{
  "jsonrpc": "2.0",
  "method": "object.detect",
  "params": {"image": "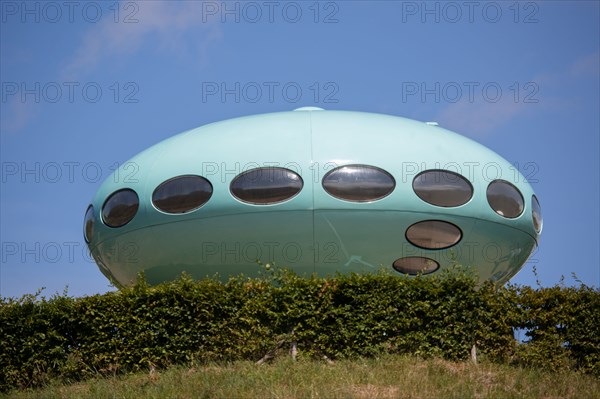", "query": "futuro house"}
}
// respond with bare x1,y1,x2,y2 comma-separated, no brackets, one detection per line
84,108,542,286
